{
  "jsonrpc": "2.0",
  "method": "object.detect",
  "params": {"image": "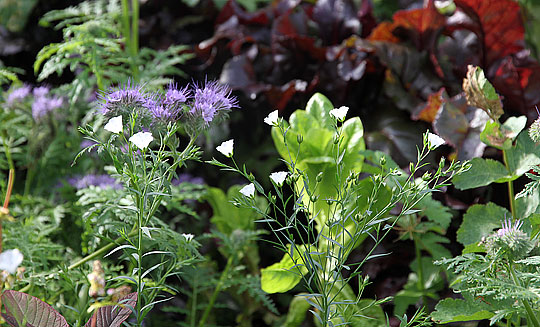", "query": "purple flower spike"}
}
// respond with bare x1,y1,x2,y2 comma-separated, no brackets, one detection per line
165,82,190,106
191,80,238,124
7,85,31,105
32,86,50,98
497,218,523,238
99,80,147,116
